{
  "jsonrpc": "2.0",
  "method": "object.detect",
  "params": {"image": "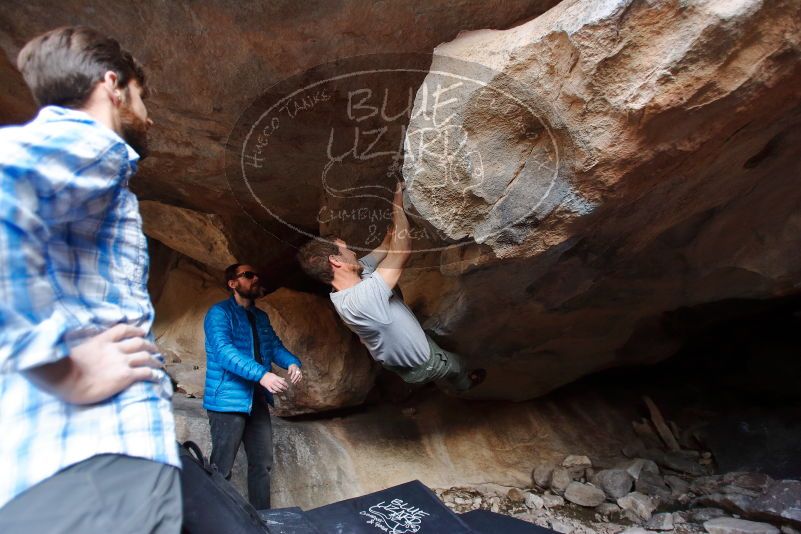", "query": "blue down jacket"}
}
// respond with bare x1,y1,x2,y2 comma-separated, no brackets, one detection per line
203,296,301,413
